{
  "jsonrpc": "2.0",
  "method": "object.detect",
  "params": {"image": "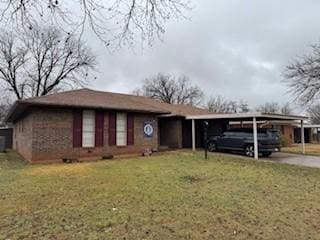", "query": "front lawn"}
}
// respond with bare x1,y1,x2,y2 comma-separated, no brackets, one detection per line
282,143,320,156
1,151,320,239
